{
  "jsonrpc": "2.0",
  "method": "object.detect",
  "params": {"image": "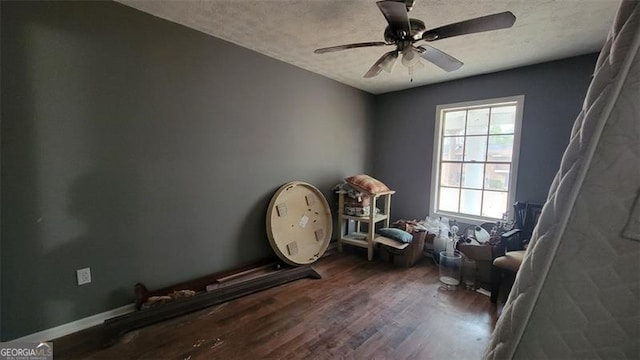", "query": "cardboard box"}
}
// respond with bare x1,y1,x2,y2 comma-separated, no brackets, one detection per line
378,231,434,267
458,243,493,285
